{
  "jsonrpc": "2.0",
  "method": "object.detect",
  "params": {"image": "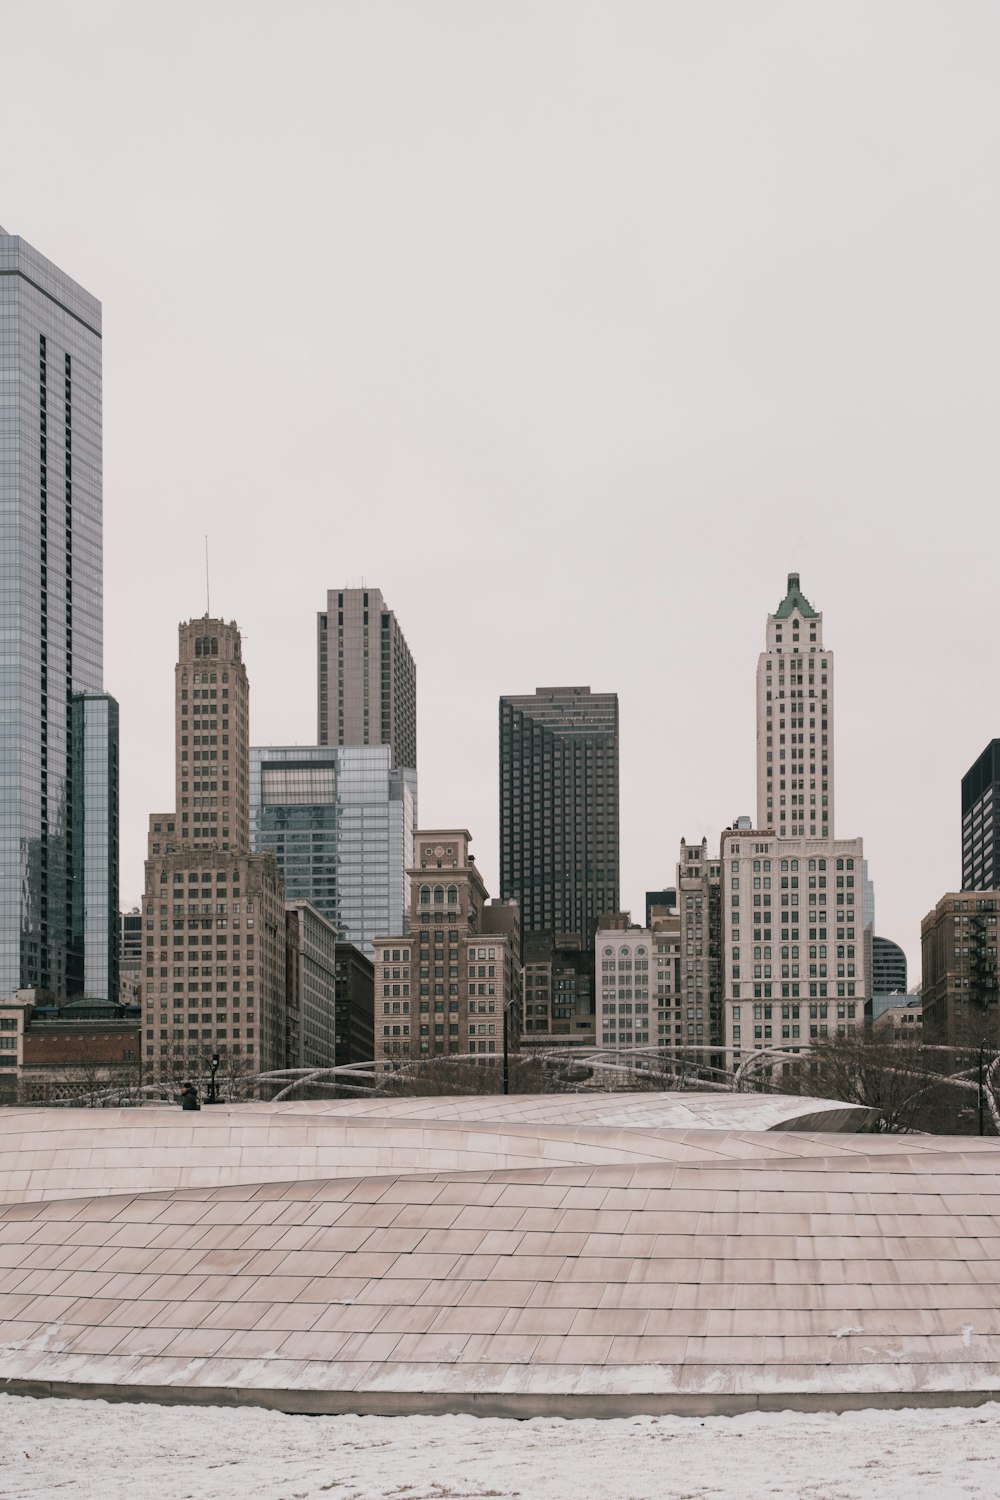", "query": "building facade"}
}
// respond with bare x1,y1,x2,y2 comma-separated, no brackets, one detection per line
141,619,286,1084
522,932,594,1044
317,587,416,770
872,935,908,997
284,900,339,1070
73,693,120,1000
962,740,1000,891
920,892,999,1048
334,943,375,1067
756,574,834,838
499,686,619,946
0,226,119,1002
722,828,867,1066
373,830,521,1062
250,745,415,957
675,838,724,1062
